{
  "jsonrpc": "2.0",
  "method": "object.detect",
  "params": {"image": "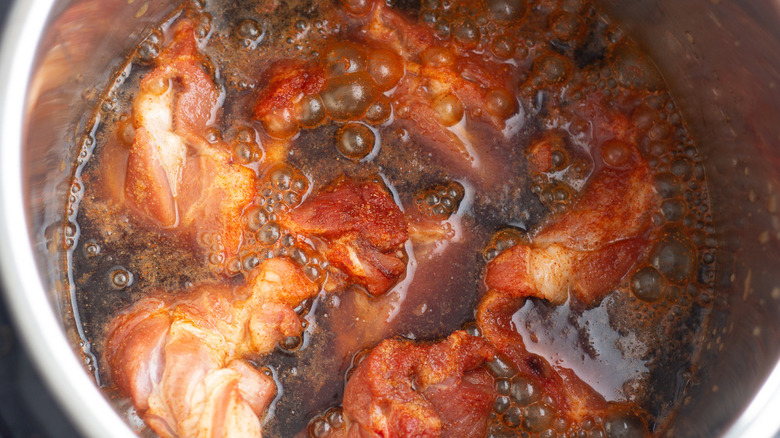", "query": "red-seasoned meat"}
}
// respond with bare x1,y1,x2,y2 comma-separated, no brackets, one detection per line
105,258,318,438
337,331,495,437
281,178,409,295
485,95,659,306
123,19,256,258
